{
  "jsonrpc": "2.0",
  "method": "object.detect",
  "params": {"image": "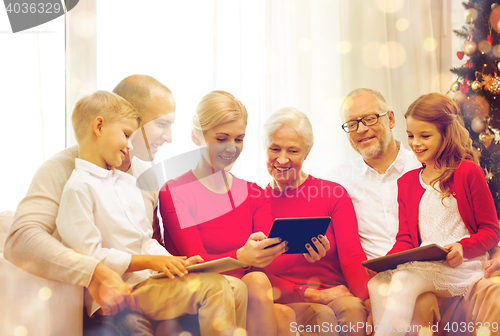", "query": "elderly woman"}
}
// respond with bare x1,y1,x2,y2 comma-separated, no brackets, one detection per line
263,107,372,336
